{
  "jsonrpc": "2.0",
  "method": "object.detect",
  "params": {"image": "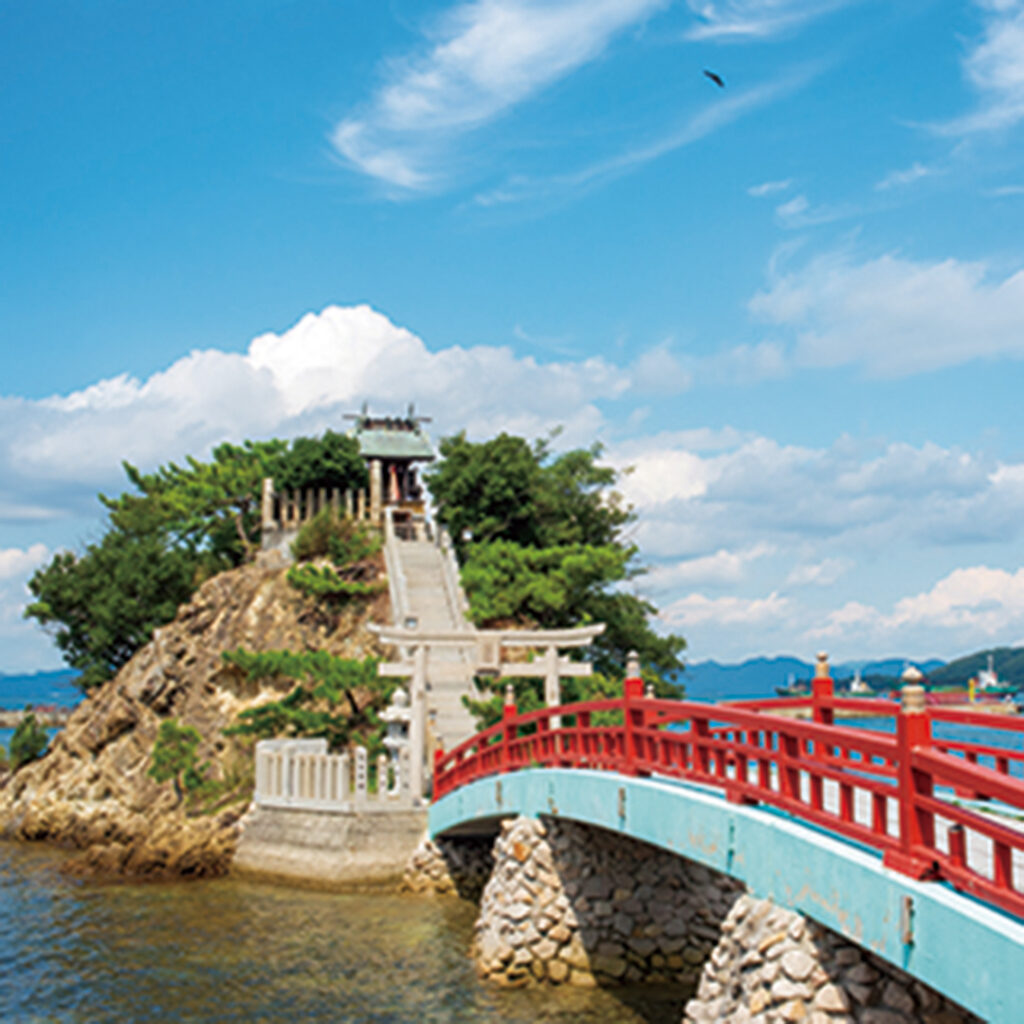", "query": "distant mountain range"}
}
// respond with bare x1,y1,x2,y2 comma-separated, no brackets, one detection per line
677,655,947,700
0,669,81,708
